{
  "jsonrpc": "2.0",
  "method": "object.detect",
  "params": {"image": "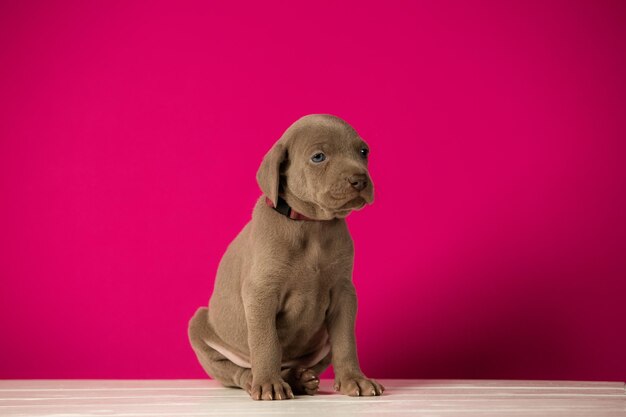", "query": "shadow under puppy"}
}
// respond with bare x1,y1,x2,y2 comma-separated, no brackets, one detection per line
189,114,384,400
